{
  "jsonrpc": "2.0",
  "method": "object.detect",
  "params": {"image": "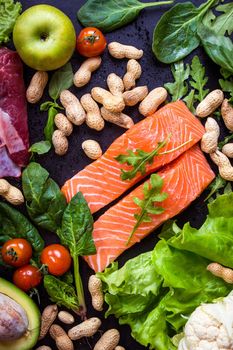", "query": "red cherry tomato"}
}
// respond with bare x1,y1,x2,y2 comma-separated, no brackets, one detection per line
1,238,33,267
13,265,42,292
76,27,107,57
40,244,72,276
